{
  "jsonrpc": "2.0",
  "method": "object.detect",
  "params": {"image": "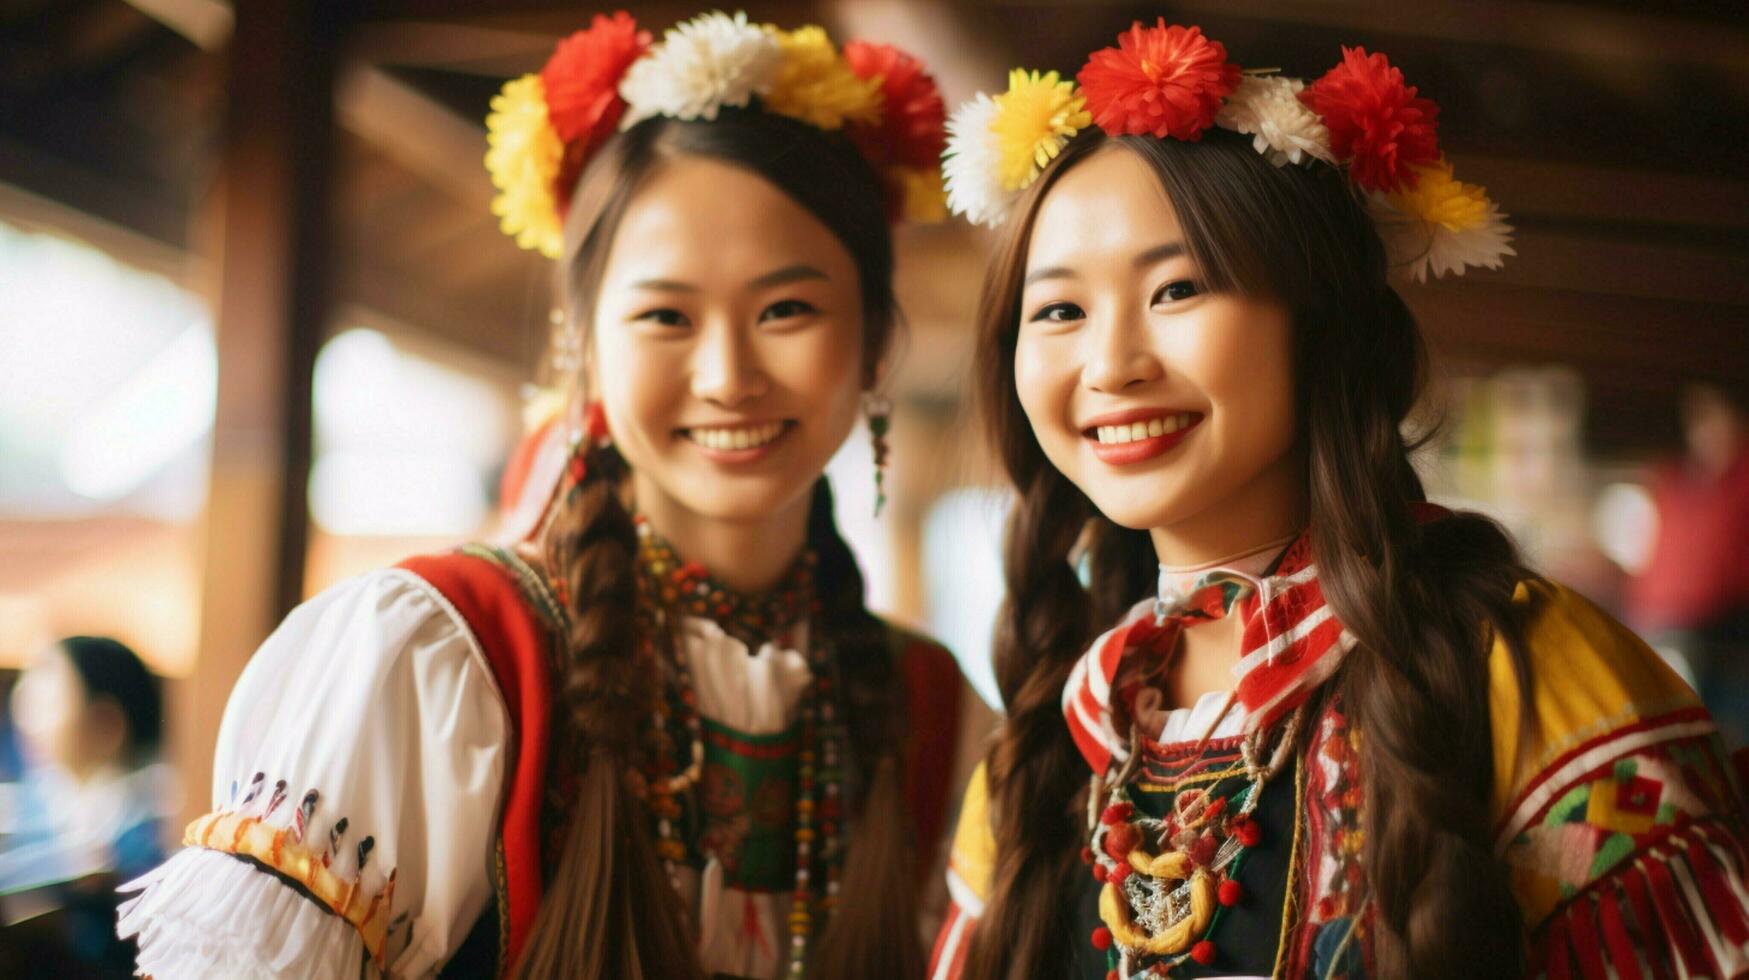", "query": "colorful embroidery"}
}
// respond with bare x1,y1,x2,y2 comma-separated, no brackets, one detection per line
184,773,394,968
1289,704,1370,979
1505,726,1744,923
